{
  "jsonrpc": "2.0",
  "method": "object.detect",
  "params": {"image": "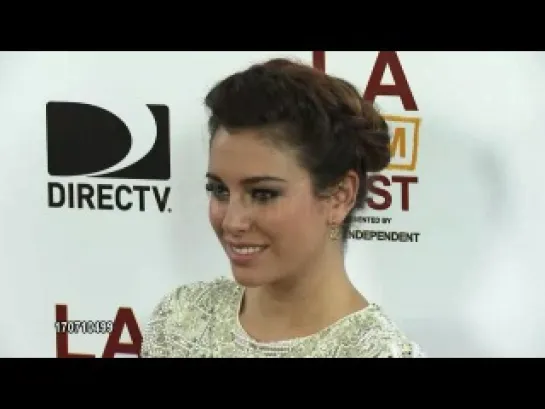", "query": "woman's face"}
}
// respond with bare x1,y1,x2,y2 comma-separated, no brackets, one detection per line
207,127,331,288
